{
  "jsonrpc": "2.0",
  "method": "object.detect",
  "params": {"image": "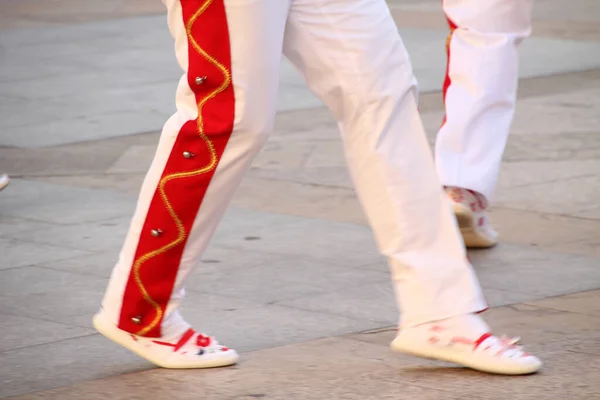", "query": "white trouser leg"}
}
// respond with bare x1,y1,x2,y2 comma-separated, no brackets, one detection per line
436,0,534,199
101,0,290,337
283,0,487,328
